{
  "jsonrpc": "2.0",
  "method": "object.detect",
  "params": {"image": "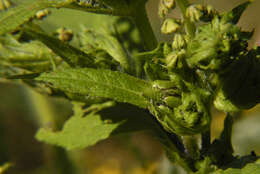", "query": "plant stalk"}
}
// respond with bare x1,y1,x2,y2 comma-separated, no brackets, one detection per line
148,113,196,173
130,4,158,51
220,113,234,153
